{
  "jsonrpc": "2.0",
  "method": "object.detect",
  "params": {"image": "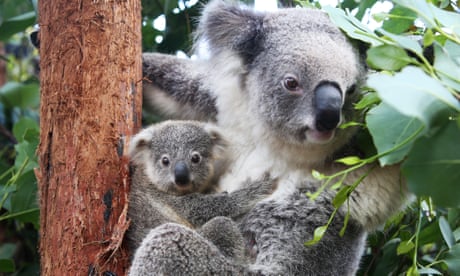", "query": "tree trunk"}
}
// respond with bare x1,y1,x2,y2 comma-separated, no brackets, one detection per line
36,0,142,275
